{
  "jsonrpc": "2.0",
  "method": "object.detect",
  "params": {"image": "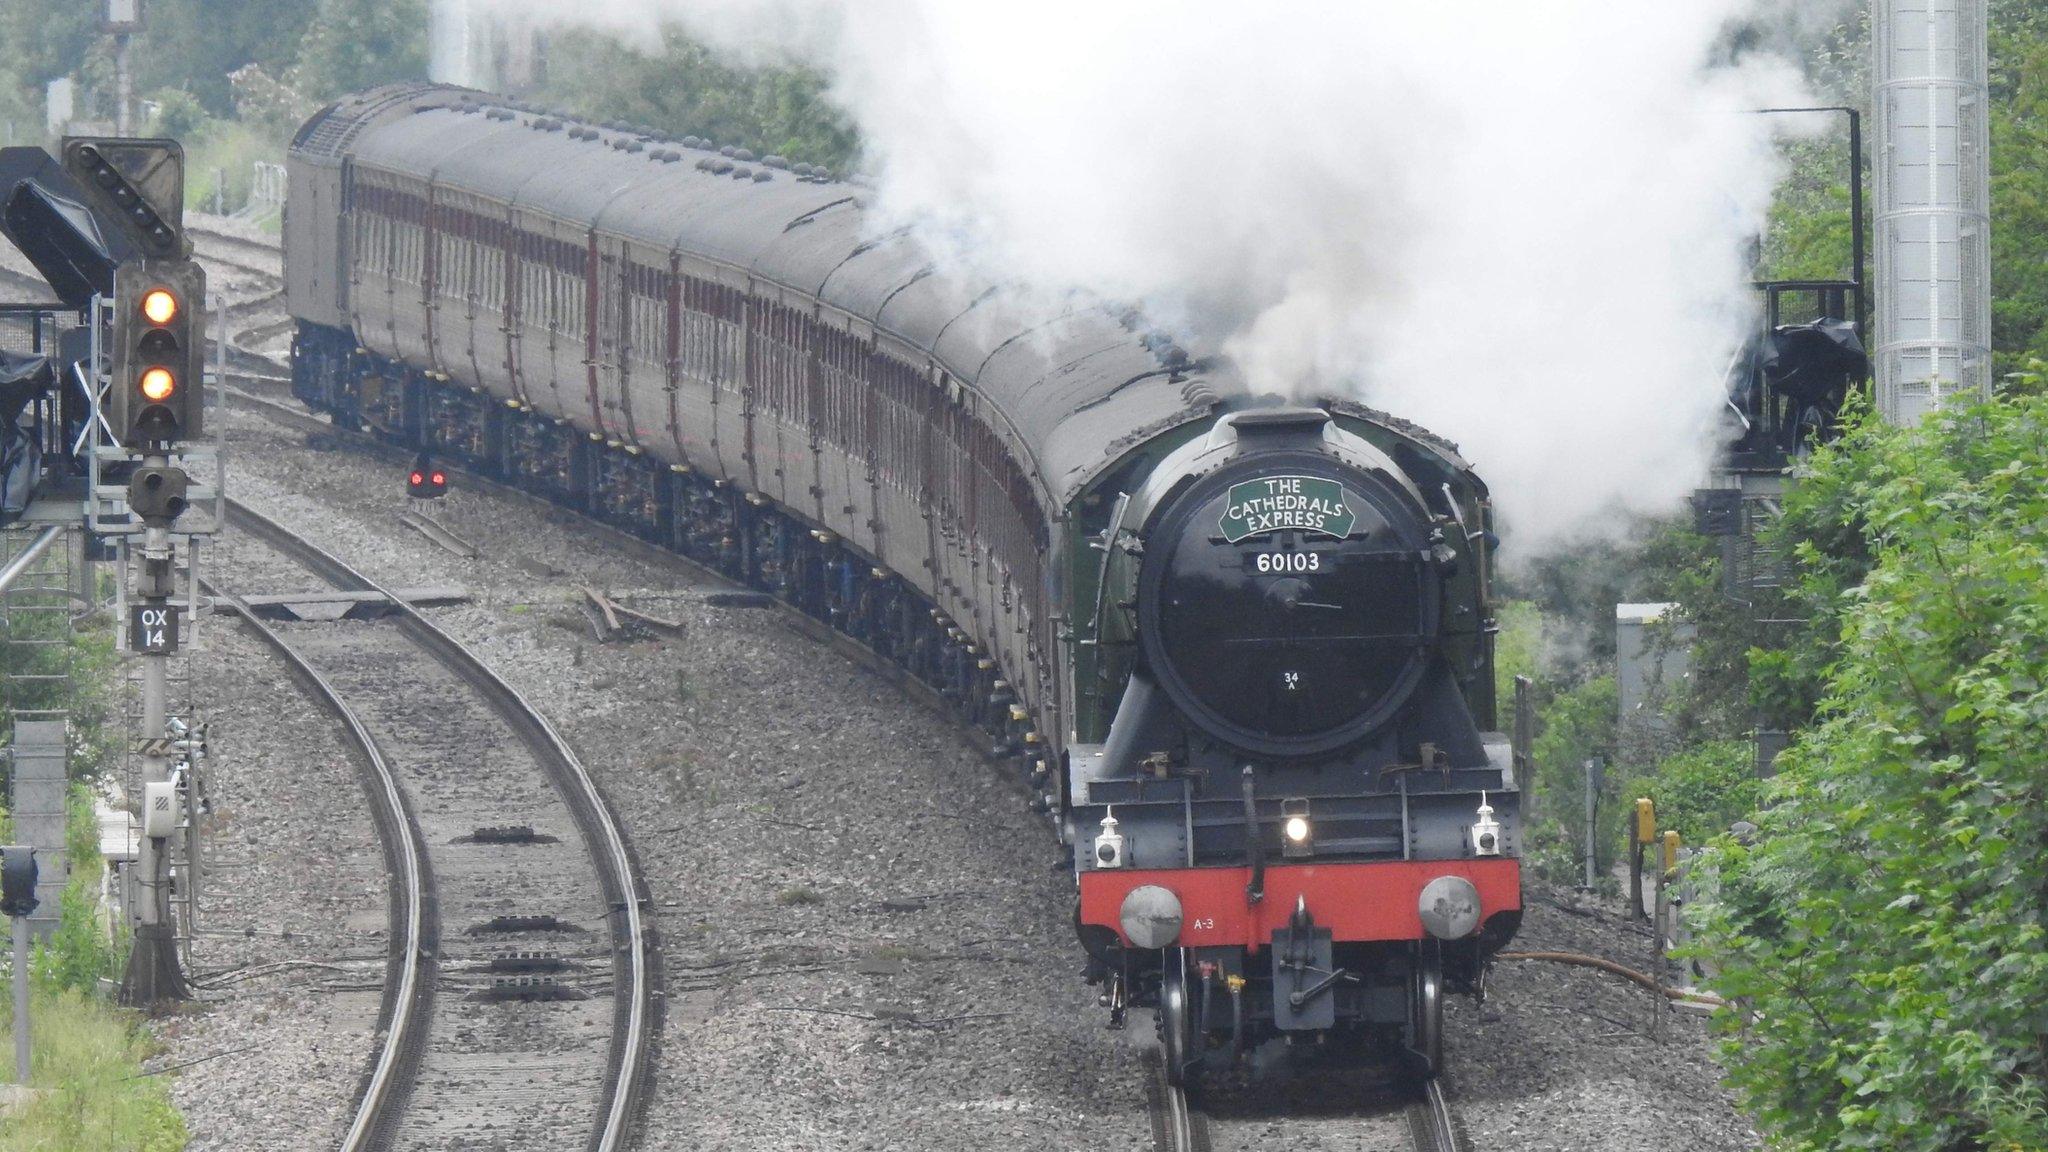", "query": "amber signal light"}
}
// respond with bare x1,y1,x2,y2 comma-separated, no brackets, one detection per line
141,288,179,326
140,367,176,402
